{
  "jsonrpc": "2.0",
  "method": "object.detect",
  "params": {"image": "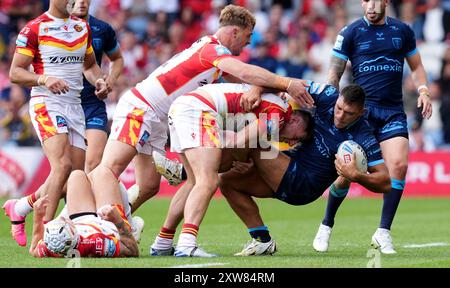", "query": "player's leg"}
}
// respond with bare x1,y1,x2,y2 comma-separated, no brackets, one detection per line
174,147,221,257
313,176,350,252
220,168,277,256
130,153,162,212
372,136,408,254
66,170,96,216
84,102,108,173
41,134,74,222
85,129,107,173
151,153,195,256
372,108,409,254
